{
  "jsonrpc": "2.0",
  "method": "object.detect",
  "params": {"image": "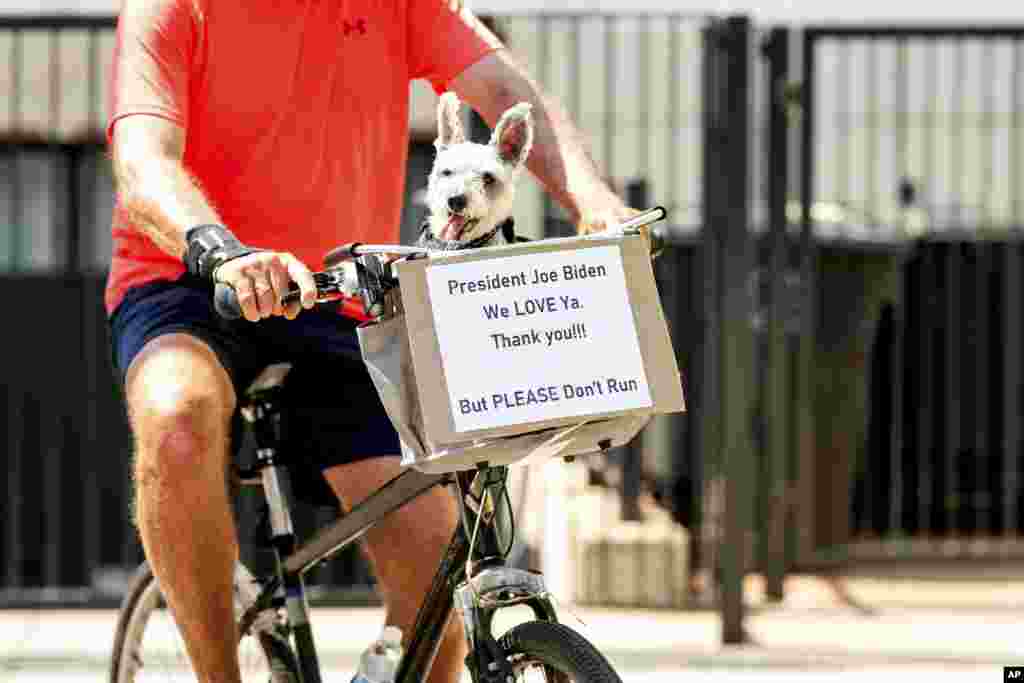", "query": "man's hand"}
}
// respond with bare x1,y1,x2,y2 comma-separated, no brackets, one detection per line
214,252,318,322
577,201,665,258
576,200,643,236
